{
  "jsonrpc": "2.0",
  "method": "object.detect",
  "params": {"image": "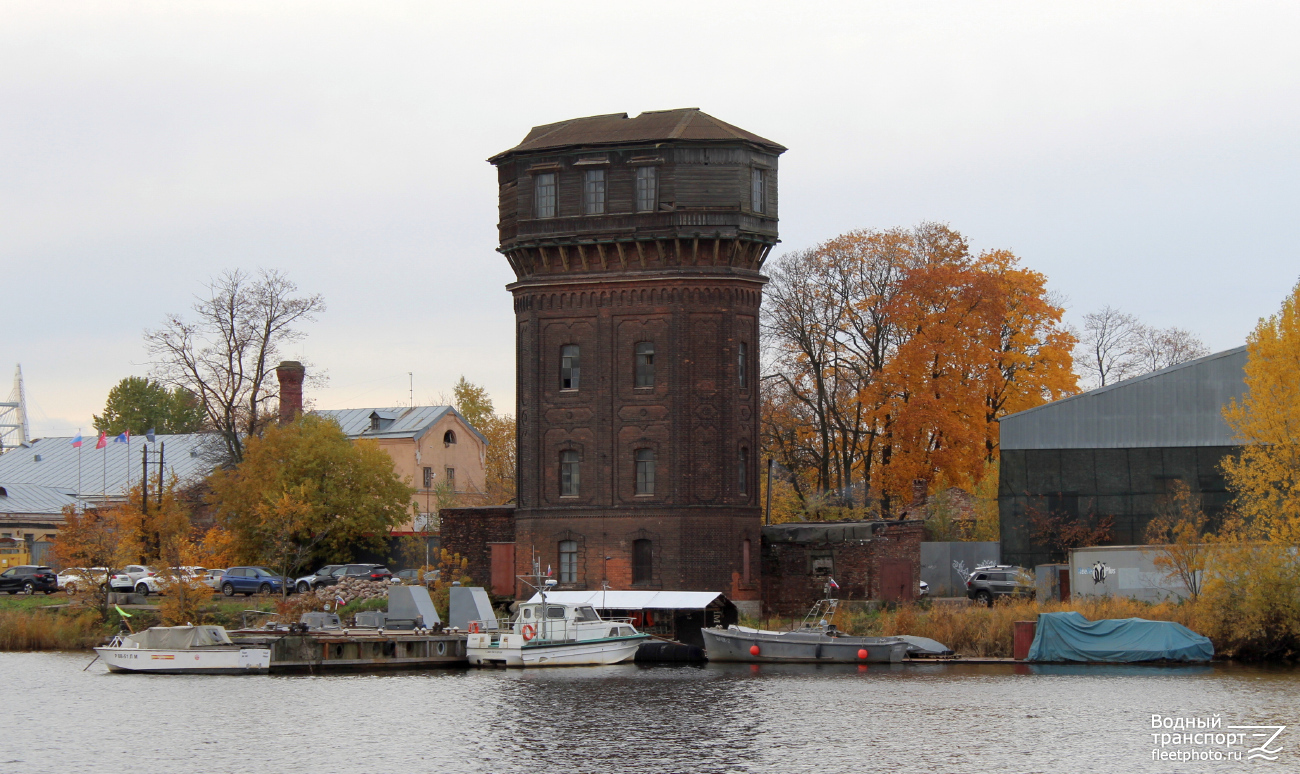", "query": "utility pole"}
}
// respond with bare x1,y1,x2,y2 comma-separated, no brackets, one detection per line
765,458,774,525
